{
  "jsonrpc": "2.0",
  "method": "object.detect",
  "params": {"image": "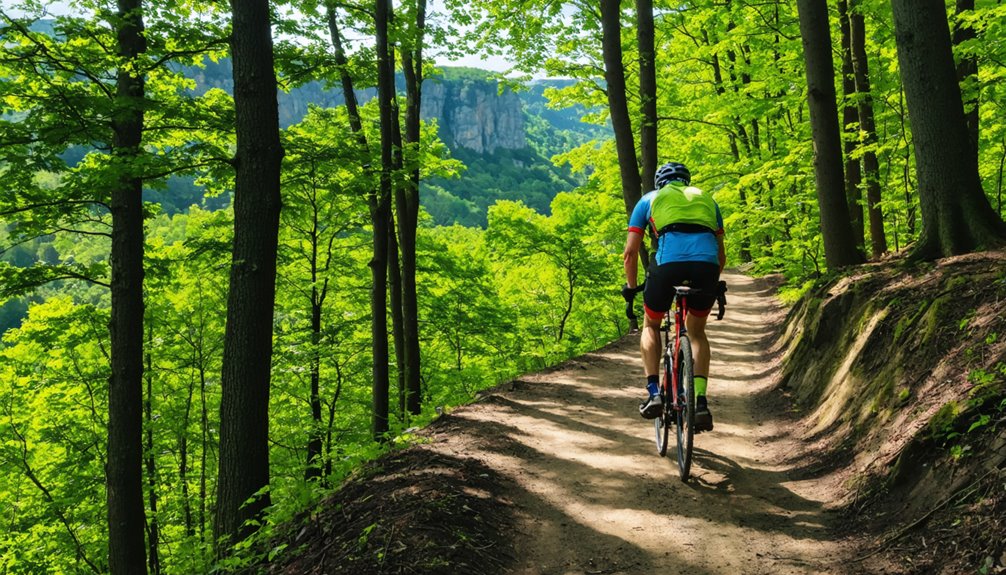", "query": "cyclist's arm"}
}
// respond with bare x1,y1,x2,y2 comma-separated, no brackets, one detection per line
714,202,726,274
717,235,726,274
624,230,643,288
